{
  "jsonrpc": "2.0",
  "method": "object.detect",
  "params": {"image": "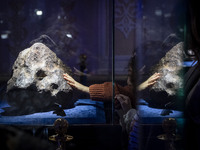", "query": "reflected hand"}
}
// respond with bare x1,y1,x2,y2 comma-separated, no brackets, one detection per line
146,72,161,86
138,72,161,91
